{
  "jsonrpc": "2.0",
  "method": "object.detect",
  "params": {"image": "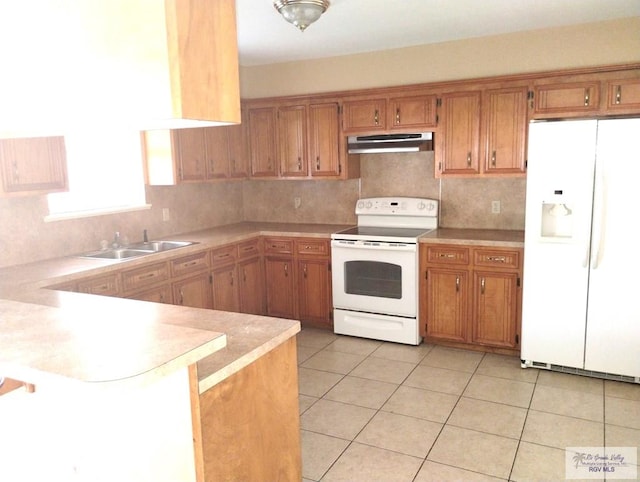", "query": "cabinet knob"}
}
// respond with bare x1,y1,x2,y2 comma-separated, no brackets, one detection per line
491,151,496,167
466,152,472,167
615,85,622,105
455,276,460,292
374,109,379,126
584,89,590,106
395,108,400,124
316,157,320,170
481,277,485,294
